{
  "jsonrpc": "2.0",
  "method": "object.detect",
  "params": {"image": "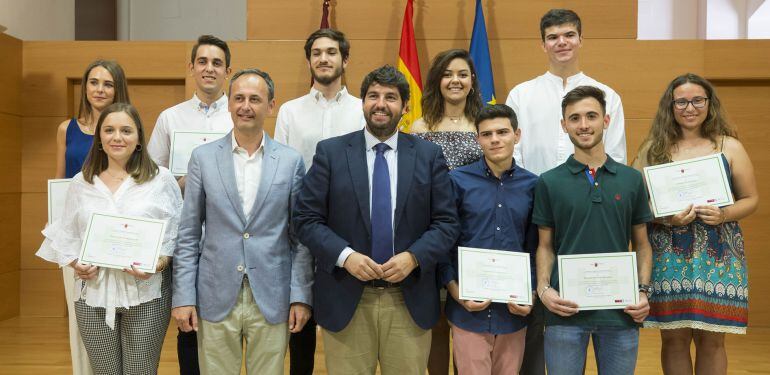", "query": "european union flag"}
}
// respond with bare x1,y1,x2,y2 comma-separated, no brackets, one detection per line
469,0,496,105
